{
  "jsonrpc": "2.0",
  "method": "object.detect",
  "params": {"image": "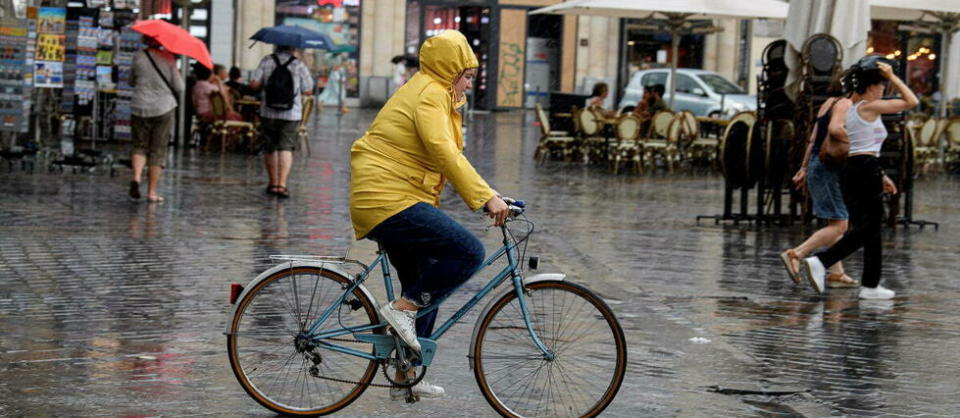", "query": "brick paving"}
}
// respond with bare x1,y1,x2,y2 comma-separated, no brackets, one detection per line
1,109,959,416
